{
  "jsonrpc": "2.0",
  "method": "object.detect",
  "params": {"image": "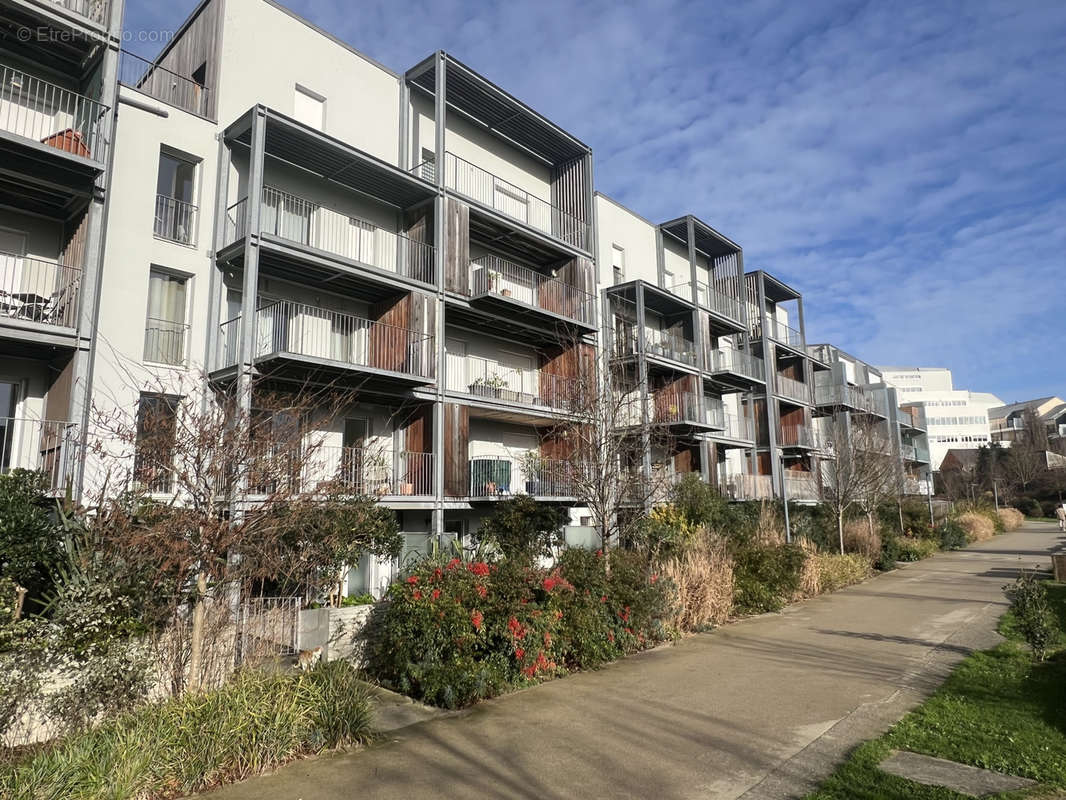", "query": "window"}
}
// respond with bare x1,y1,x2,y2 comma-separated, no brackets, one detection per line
0,381,19,471
293,85,325,130
135,393,178,493
611,244,625,285
144,269,189,366
155,151,198,244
